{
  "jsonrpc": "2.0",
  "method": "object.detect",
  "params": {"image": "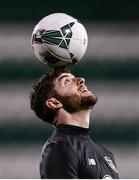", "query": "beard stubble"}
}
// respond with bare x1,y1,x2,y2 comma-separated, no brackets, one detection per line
54,92,97,113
